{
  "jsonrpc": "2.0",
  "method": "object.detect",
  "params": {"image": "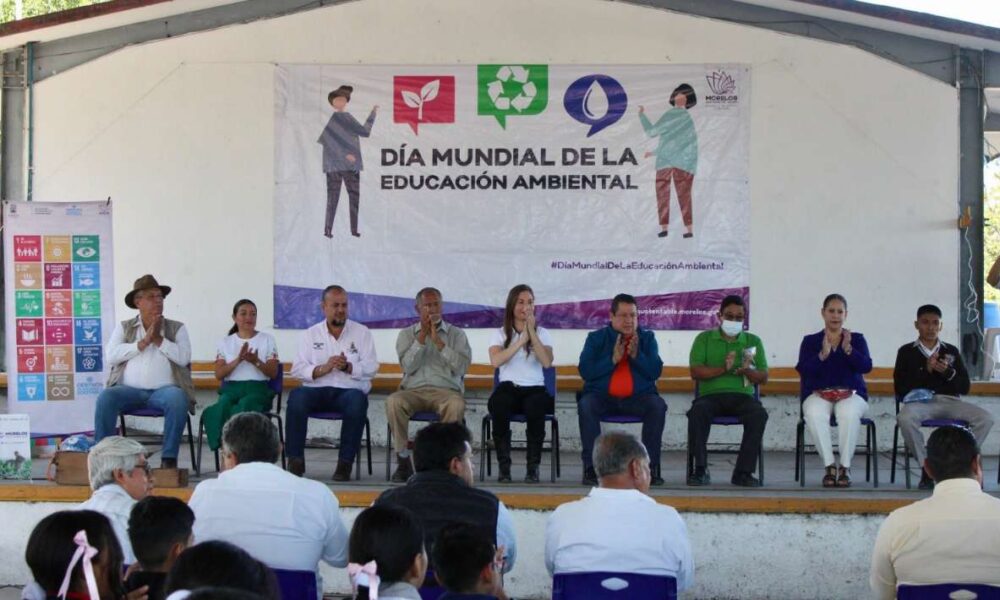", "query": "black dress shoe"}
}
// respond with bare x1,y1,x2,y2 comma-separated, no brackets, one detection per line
498,466,512,483
351,231,361,238
525,467,540,484
683,232,693,239
582,466,598,486
160,458,178,469
731,471,762,488
332,461,353,482
918,474,935,491
687,467,710,486
650,475,665,487
323,231,332,238
287,457,305,477
657,231,668,238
